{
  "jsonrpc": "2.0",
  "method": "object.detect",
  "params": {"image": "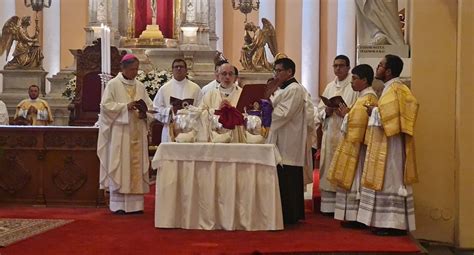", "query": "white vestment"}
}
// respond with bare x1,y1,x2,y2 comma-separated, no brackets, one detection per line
267,79,307,167
97,72,152,212
318,74,359,213
153,78,202,143
0,100,8,125
357,78,416,231
200,85,243,143
201,79,219,96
